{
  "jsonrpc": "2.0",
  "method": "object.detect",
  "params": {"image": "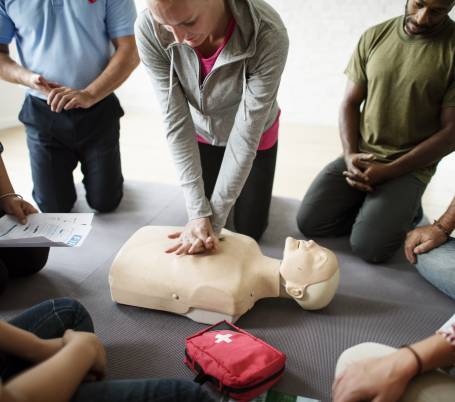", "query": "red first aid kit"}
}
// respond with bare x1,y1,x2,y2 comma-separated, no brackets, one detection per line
185,321,286,401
